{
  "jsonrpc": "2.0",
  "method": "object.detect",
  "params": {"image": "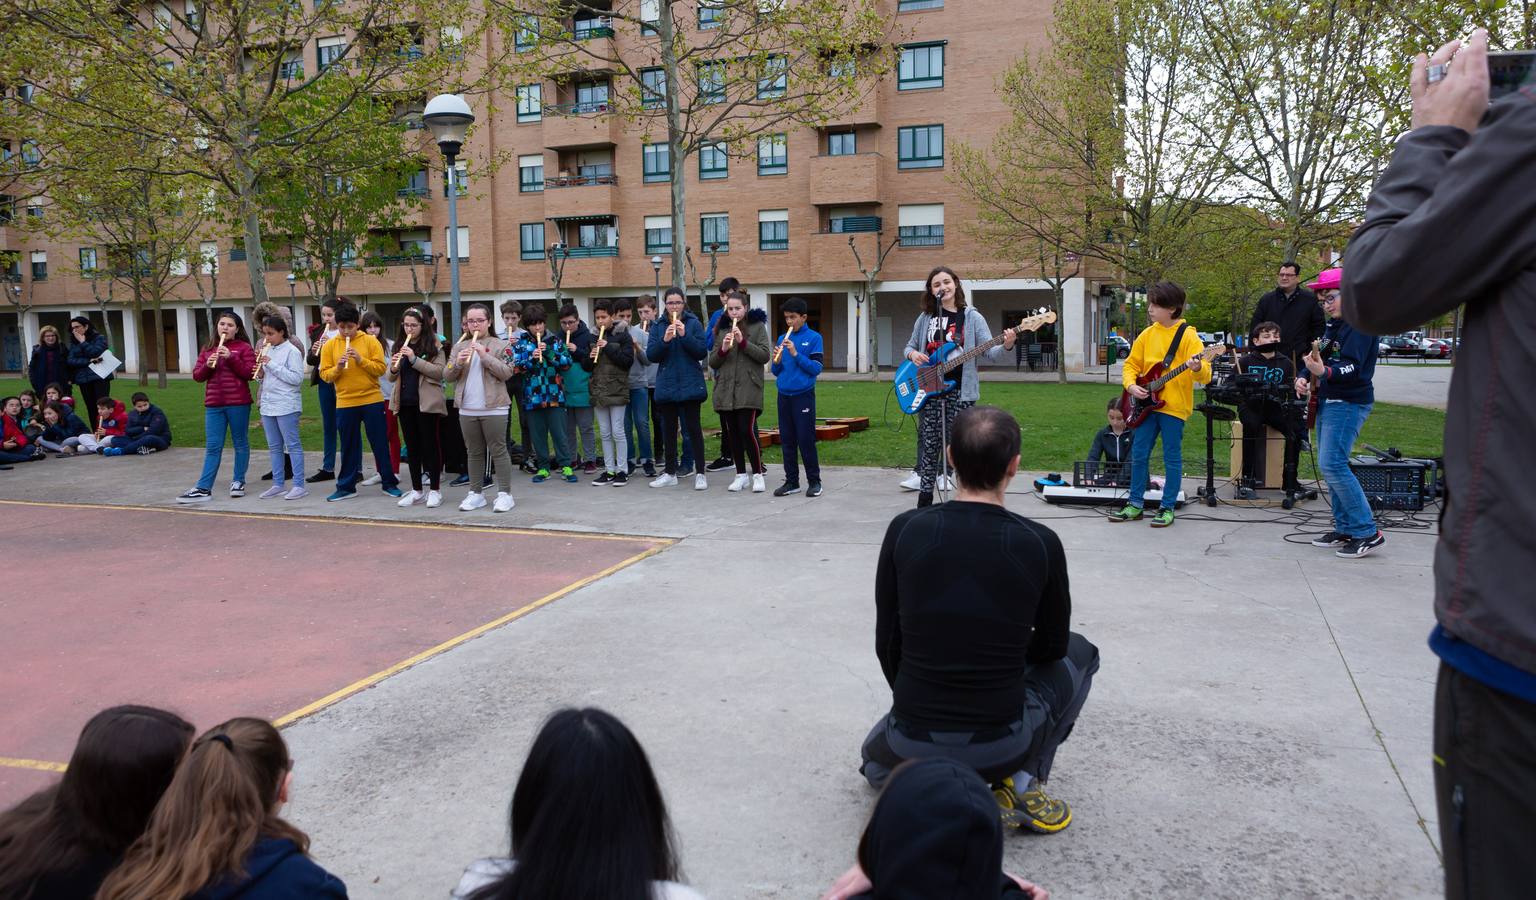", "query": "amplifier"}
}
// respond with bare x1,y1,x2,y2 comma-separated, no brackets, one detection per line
1348,458,1428,511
